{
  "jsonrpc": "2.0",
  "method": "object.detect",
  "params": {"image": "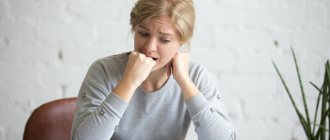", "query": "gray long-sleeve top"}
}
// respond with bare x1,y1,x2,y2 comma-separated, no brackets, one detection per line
71,53,236,140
